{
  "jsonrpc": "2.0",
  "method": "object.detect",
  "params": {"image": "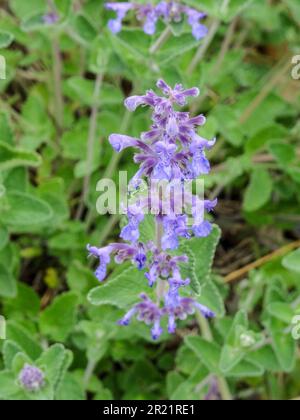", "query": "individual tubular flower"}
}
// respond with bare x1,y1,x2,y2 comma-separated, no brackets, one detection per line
163,277,215,334
87,242,147,281
19,364,45,392
105,2,208,40
118,293,163,340
185,8,208,40
120,203,145,243
106,2,134,33
145,246,188,287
